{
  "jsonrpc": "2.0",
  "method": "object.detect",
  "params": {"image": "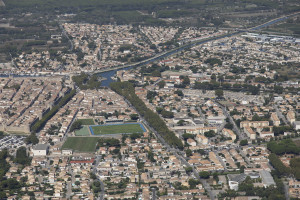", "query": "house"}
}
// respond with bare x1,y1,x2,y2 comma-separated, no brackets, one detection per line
259,132,274,139
271,113,280,126
187,138,196,147
196,135,208,145
289,179,300,199
294,121,300,130
62,149,73,155
287,111,295,124
244,127,256,140
222,128,236,141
